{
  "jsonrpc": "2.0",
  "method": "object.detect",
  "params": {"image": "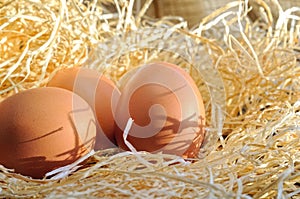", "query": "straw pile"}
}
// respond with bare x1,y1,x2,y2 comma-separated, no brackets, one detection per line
0,0,300,198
